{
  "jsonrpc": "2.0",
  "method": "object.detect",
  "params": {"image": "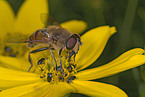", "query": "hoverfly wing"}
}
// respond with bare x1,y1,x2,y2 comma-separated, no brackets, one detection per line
7,34,49,44
6,33,29,44
40,13,60,27
40,13,49,26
